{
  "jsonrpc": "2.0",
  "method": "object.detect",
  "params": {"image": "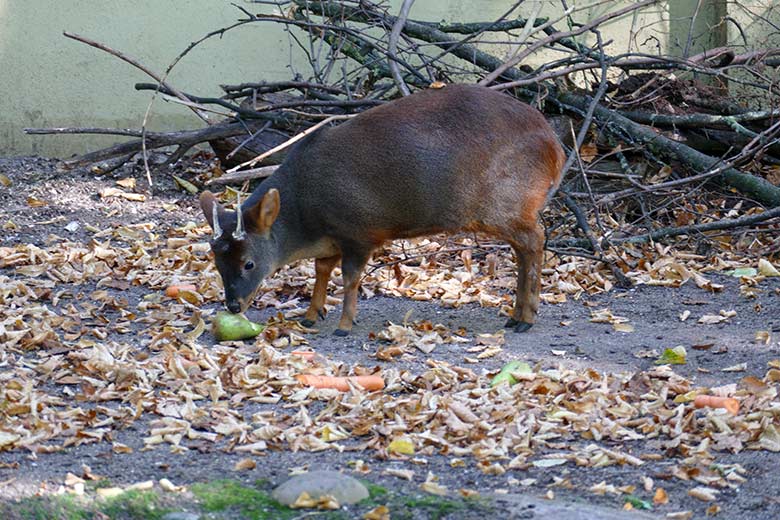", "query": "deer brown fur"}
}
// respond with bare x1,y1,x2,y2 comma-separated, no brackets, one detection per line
200,84,564,336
